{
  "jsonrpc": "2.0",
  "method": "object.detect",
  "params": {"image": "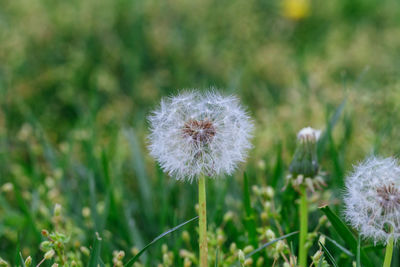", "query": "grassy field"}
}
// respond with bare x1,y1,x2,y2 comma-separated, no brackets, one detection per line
1,0,400,266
